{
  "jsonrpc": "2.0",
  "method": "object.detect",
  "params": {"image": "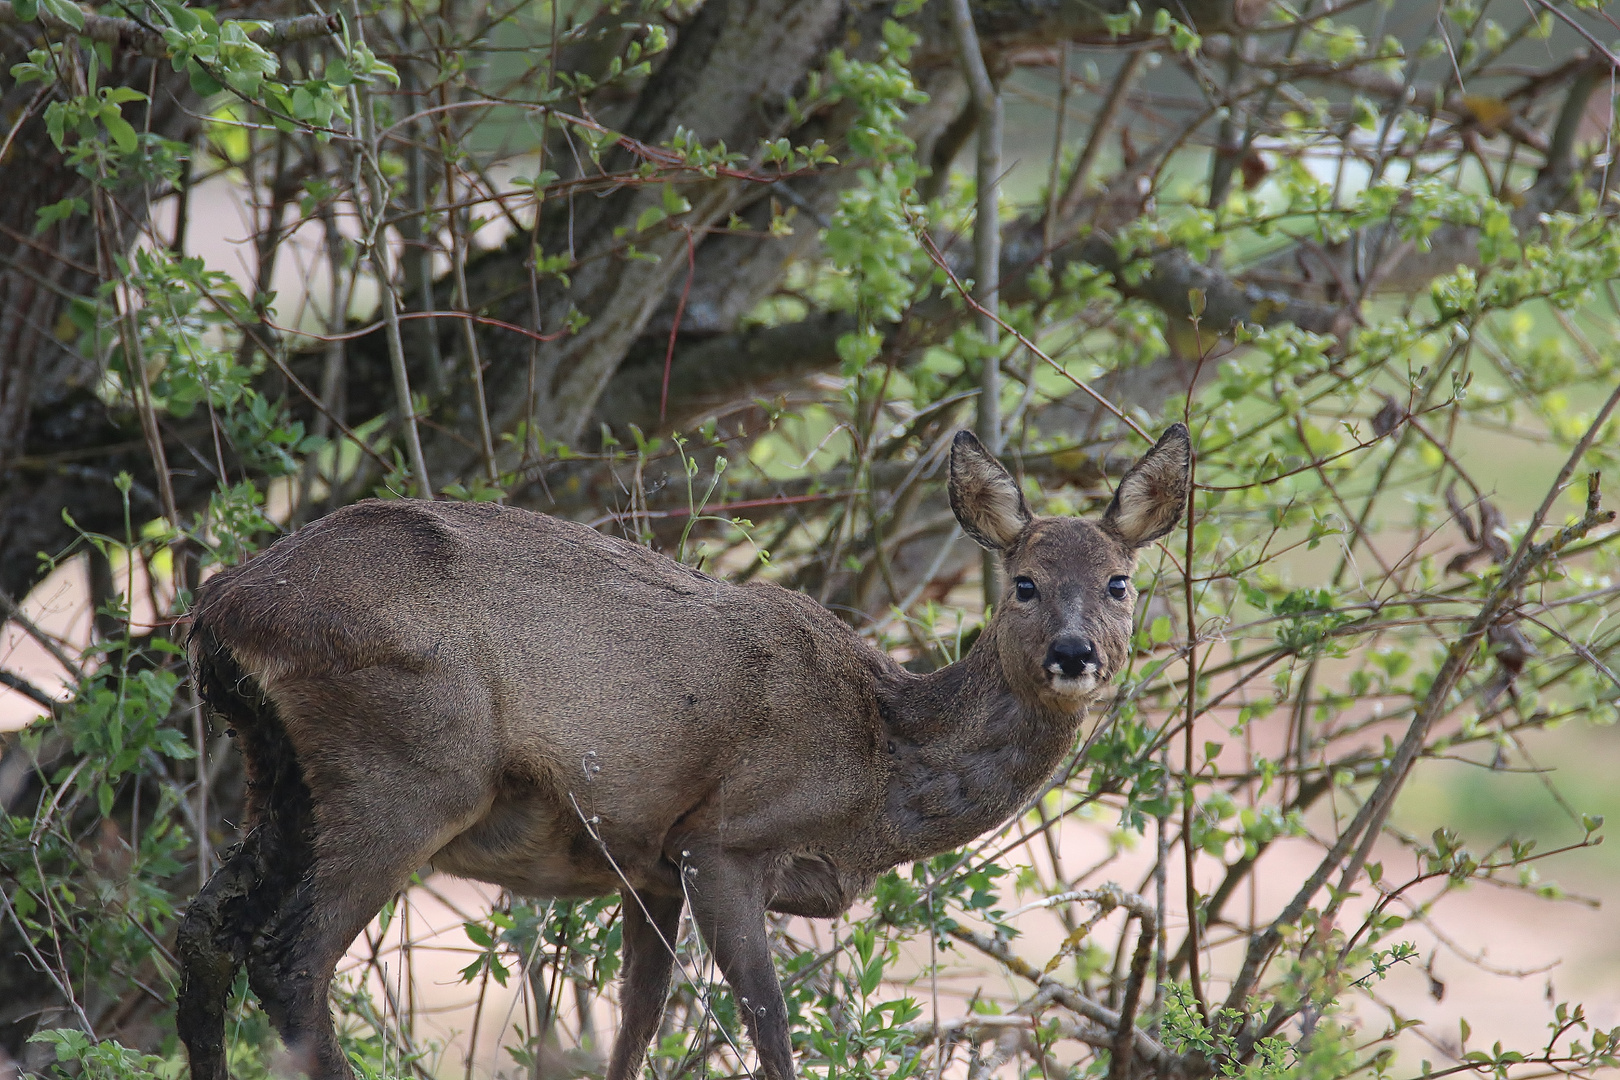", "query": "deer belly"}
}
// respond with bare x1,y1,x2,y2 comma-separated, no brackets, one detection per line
430,787,626,898
766,853,875,918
